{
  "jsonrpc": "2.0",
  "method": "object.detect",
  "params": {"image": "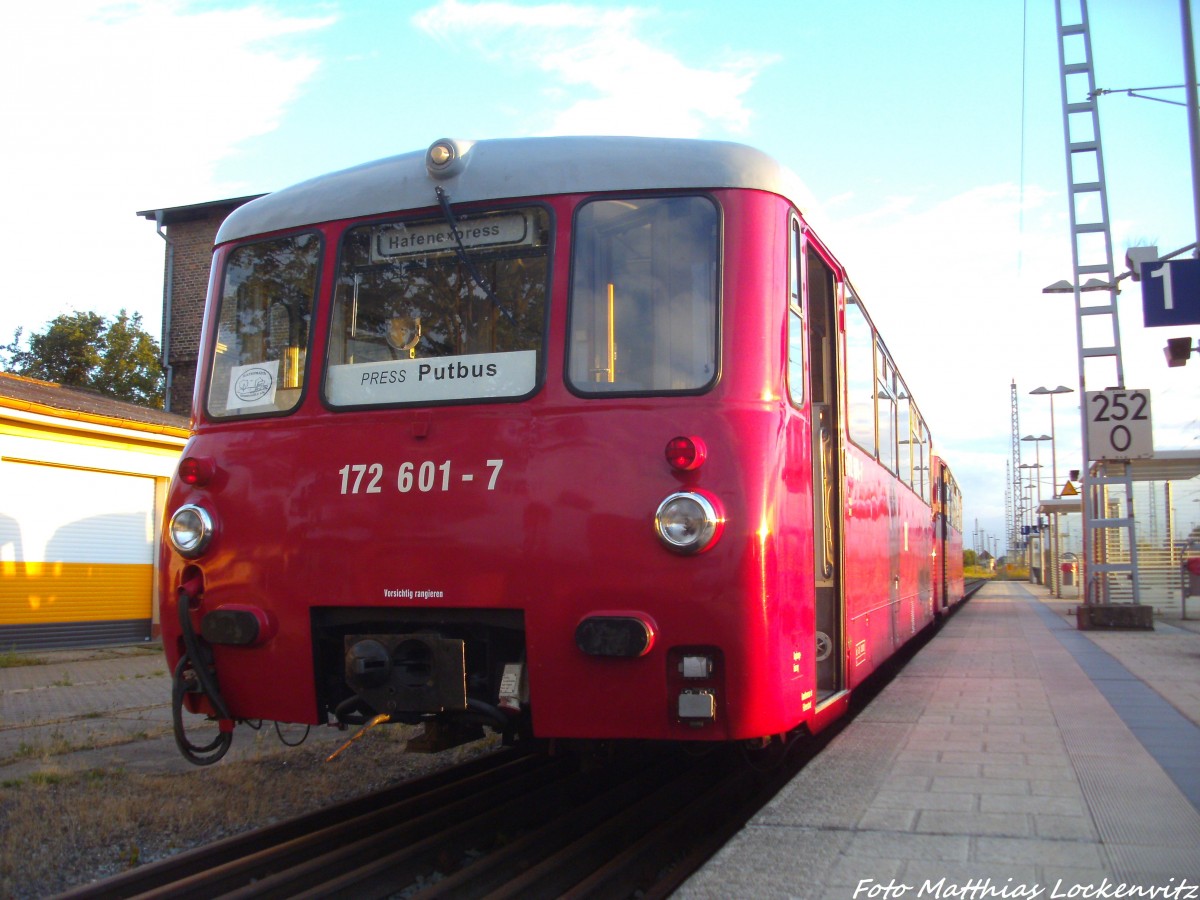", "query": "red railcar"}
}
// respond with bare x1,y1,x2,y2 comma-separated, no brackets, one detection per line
931,456,966,614
161,137,962,763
